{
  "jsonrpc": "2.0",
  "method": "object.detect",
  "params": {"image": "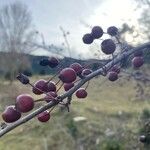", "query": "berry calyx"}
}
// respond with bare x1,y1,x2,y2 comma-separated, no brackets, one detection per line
76,88,87,98
64,83,74,91
101,39,116,54
37,111,50,122
132,56,144,68
91,26,103,39
16,94,34,113
70,63,83,75
107,26,118,36
16,73,29,85
82,33,93,44
32,79,47,95
2,105,21,123
58,68,77,83
108,71,118,81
